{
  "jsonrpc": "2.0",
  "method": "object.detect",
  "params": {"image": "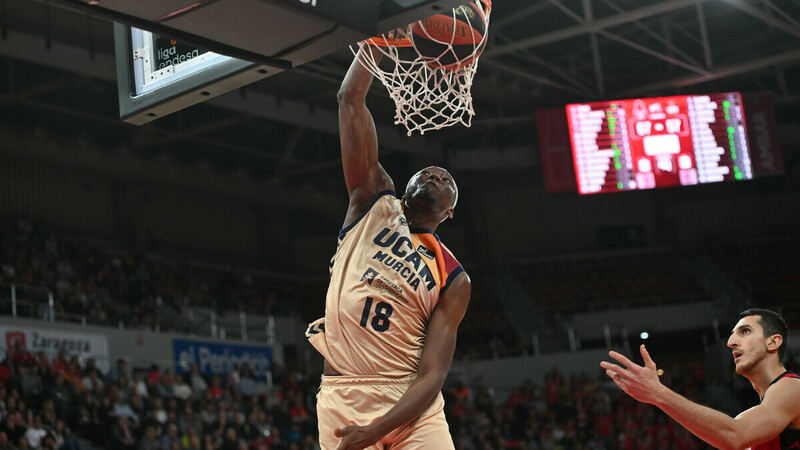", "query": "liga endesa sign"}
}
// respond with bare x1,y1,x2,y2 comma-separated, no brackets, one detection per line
0,325,110,372
173,339,273,379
